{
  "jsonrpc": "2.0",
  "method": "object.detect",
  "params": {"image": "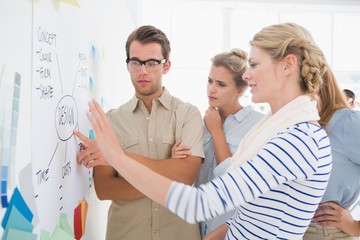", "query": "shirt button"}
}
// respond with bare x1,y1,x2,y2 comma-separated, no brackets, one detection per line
149,138,153,141
146,117,150,120
154,229,158,234
154,207,158,212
